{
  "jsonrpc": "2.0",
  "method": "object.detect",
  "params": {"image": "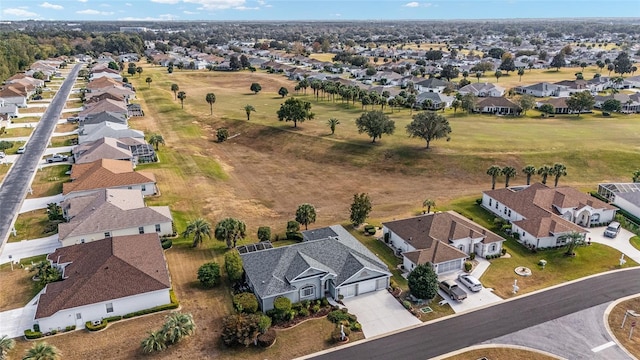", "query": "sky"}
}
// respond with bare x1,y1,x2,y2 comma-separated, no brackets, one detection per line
1,0,639,22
